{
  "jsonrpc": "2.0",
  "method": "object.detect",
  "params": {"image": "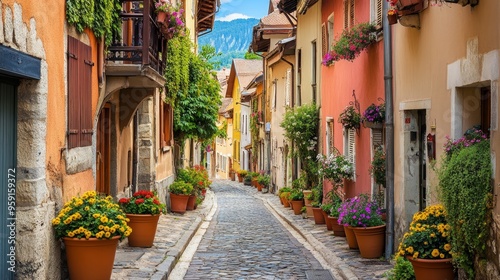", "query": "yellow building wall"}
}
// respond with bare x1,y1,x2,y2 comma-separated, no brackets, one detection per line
216,116,233,179
232,79,242,171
